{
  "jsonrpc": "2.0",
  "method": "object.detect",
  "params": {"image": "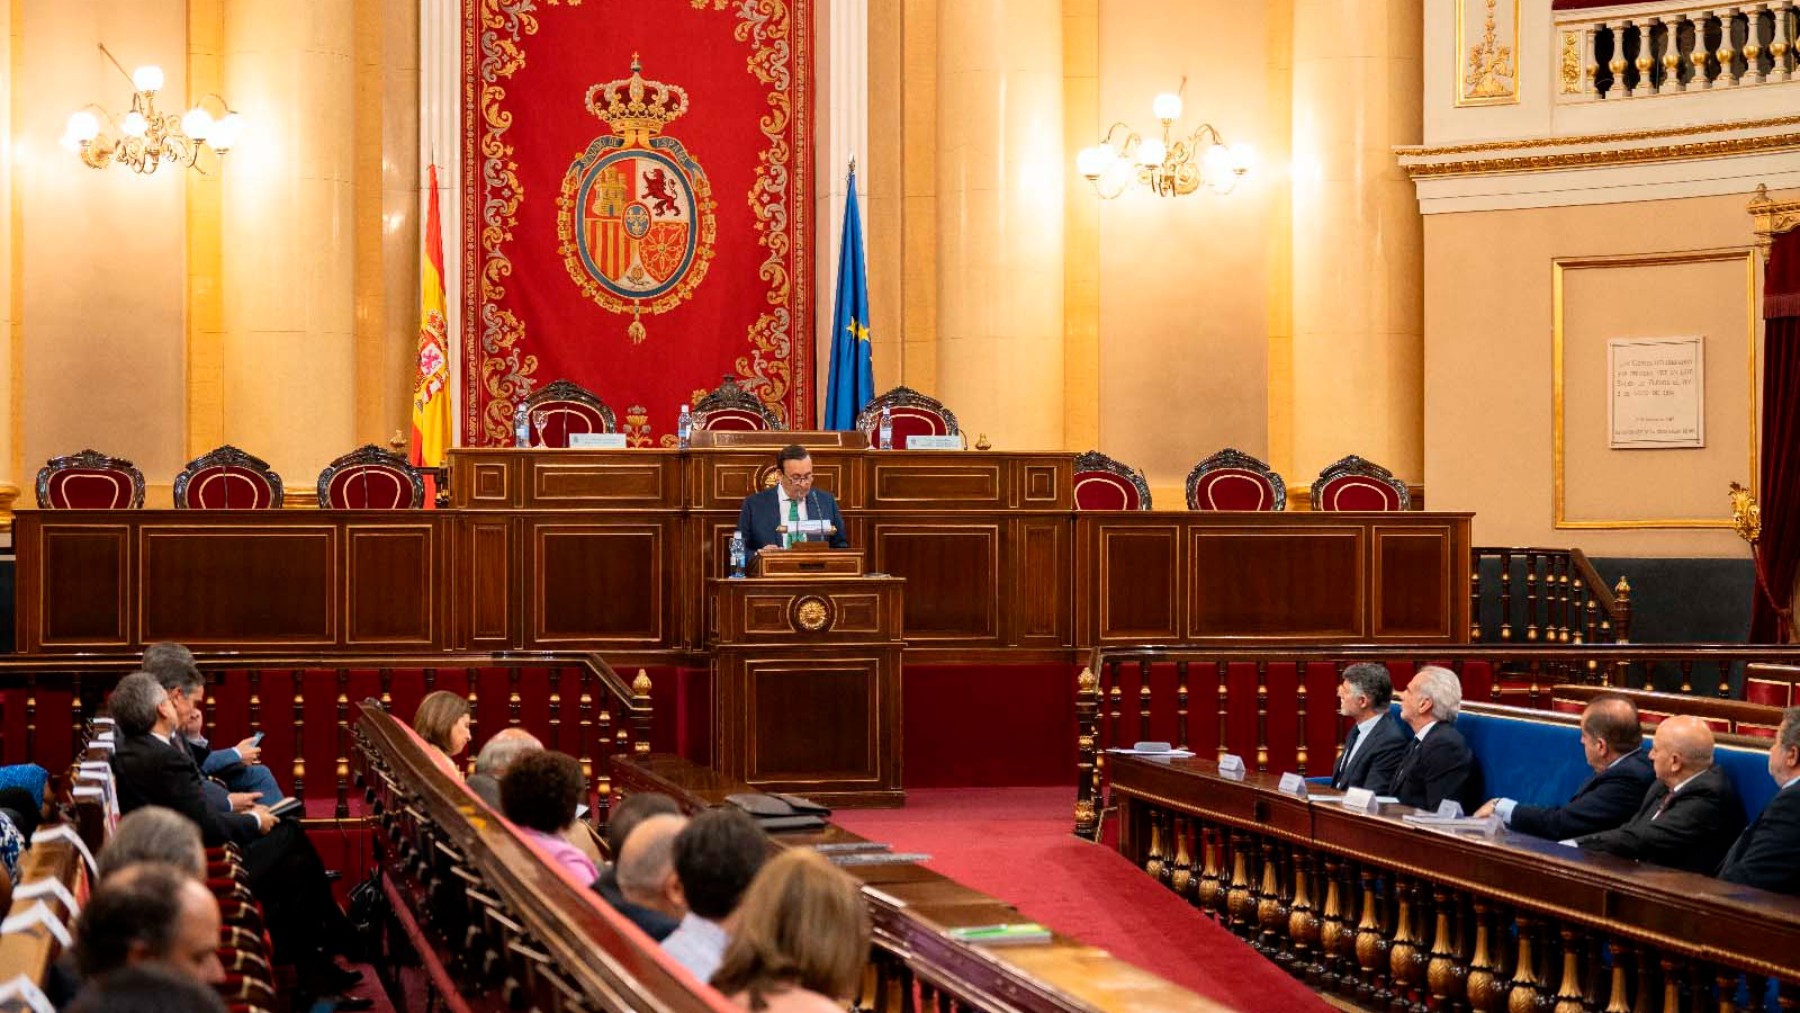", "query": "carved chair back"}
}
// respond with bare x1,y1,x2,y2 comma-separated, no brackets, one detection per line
37,449,146,509
1073,450,1152,510
854,385,960,448
317,445,425,509
1186,448,1286,511
174,445,284,509
1310,454,1409,511
692,374,781,431
520,379,618,448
